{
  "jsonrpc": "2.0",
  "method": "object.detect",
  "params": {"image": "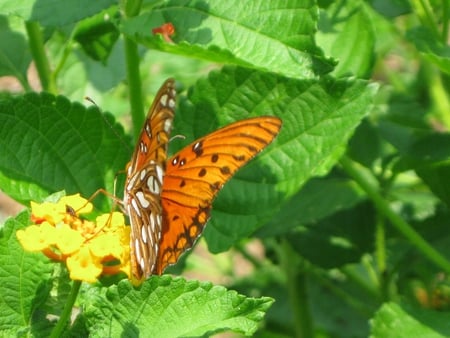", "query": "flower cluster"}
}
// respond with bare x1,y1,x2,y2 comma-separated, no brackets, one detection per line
16,194,131,283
